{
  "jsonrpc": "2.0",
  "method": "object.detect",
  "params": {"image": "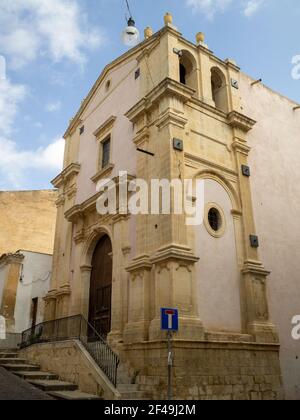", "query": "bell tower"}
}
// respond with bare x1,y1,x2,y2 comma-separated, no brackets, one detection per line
123,12,278,345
